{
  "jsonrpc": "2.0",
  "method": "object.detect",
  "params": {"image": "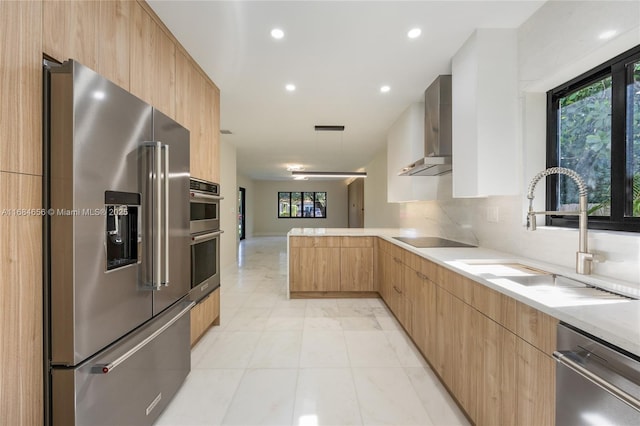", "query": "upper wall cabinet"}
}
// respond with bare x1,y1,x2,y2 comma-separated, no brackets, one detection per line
387,103,441,202
130,3,176,119
43,1,131,91
452,29,519,198
43,0,99,69
1,1,42,176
